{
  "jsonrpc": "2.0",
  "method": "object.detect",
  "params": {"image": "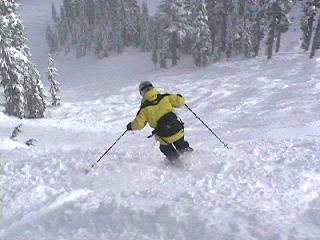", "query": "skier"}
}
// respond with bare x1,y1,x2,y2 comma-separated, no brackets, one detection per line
126,81,193,160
